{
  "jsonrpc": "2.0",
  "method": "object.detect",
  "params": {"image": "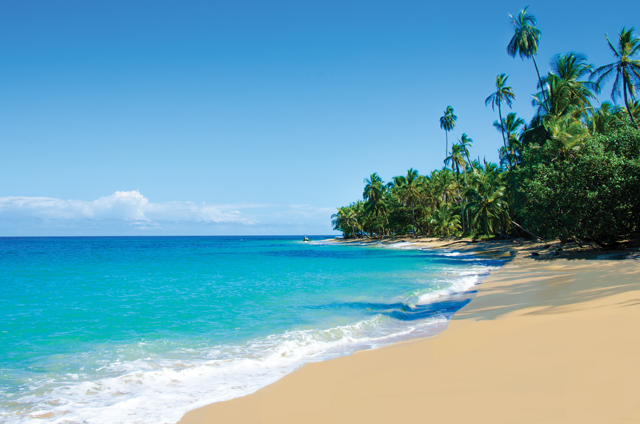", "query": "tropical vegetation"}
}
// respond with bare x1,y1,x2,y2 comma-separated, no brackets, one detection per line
333,11,640,248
